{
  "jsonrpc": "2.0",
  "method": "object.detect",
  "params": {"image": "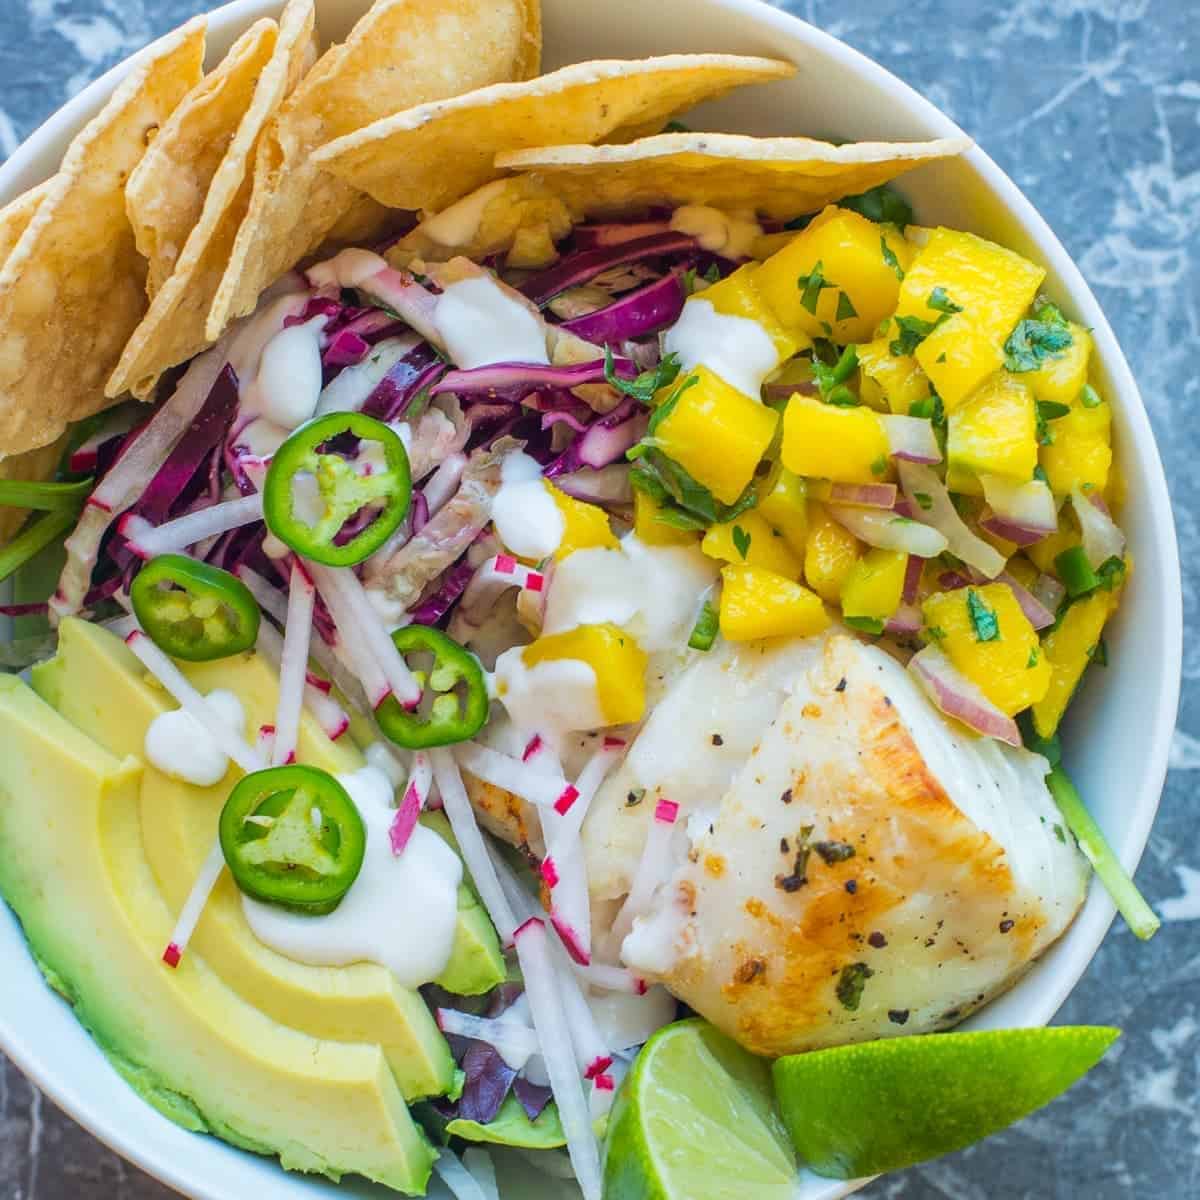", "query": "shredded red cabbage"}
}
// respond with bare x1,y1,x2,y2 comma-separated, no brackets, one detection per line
362,344,445,422
561,273,685,345
519,232,698,306
409,560,474,626
432,358,637,405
